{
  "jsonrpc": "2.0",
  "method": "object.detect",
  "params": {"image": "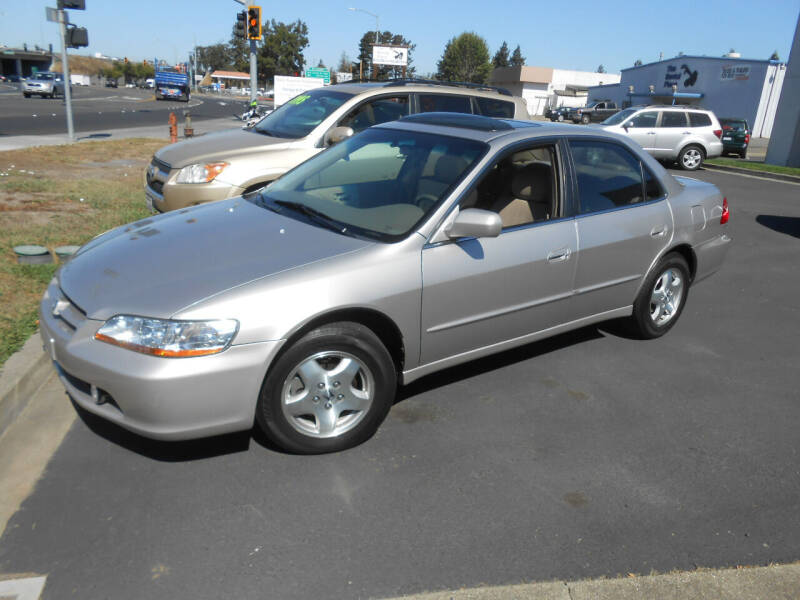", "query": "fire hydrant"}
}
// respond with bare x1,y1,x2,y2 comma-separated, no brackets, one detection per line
168,112,177,143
